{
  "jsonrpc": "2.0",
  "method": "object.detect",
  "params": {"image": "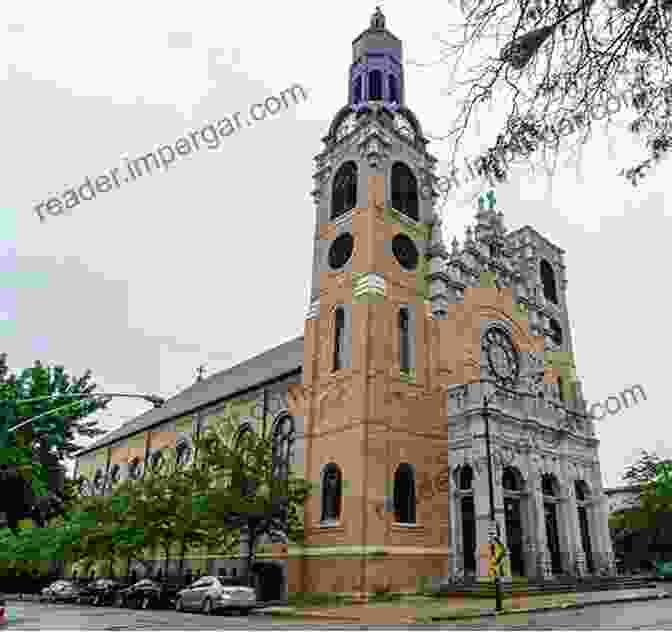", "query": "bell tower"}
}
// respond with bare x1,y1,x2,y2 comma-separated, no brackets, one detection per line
289,8,453,599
